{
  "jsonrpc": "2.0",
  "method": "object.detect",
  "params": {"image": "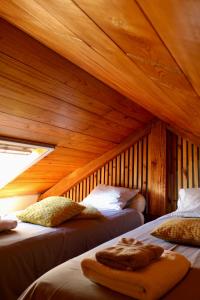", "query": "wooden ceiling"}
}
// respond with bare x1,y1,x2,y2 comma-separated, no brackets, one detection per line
0,1,200,136
0,19,153,197
0,0,200,197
